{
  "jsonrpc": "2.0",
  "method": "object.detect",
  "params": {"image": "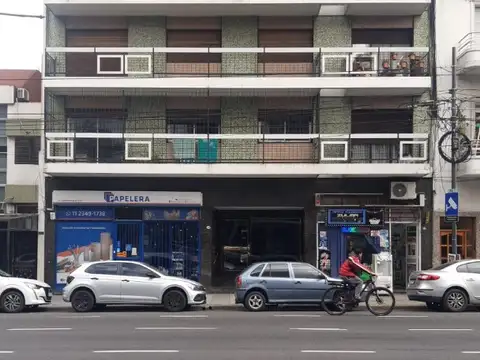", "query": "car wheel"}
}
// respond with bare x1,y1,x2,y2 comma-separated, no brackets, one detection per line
443,288,468,312
0,290,25,313
163,289,187,312
426,302,442,311
244,291,267,312
71,290,95,313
